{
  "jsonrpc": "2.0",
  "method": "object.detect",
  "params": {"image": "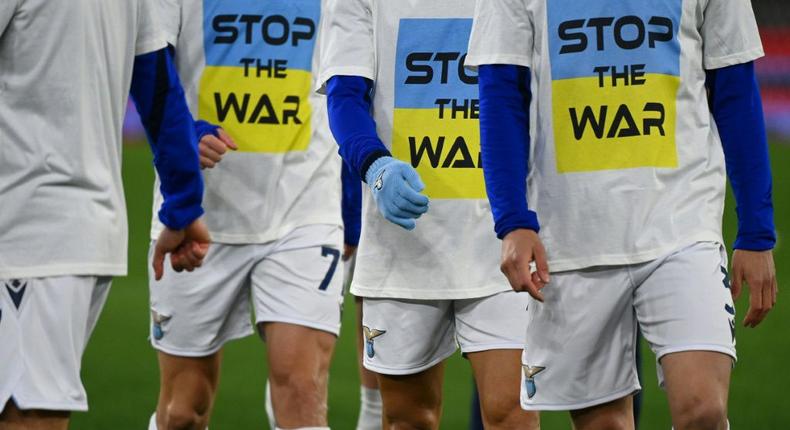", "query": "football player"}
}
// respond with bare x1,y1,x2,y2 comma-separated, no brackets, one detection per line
319,0,539,428
468,0,777,428
0,1,208,429
146,1,348,429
